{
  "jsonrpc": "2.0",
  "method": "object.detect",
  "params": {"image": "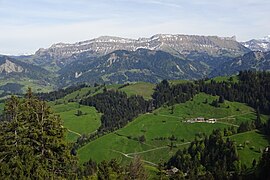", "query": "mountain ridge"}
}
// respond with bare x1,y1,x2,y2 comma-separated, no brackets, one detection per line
241,35,270,52
33,34,249,67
